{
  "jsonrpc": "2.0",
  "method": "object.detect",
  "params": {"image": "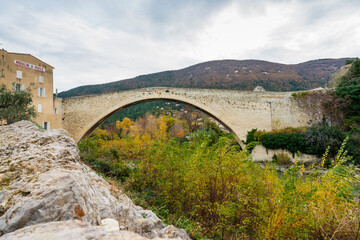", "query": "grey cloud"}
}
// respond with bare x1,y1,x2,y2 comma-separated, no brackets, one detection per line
1,0,360,92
